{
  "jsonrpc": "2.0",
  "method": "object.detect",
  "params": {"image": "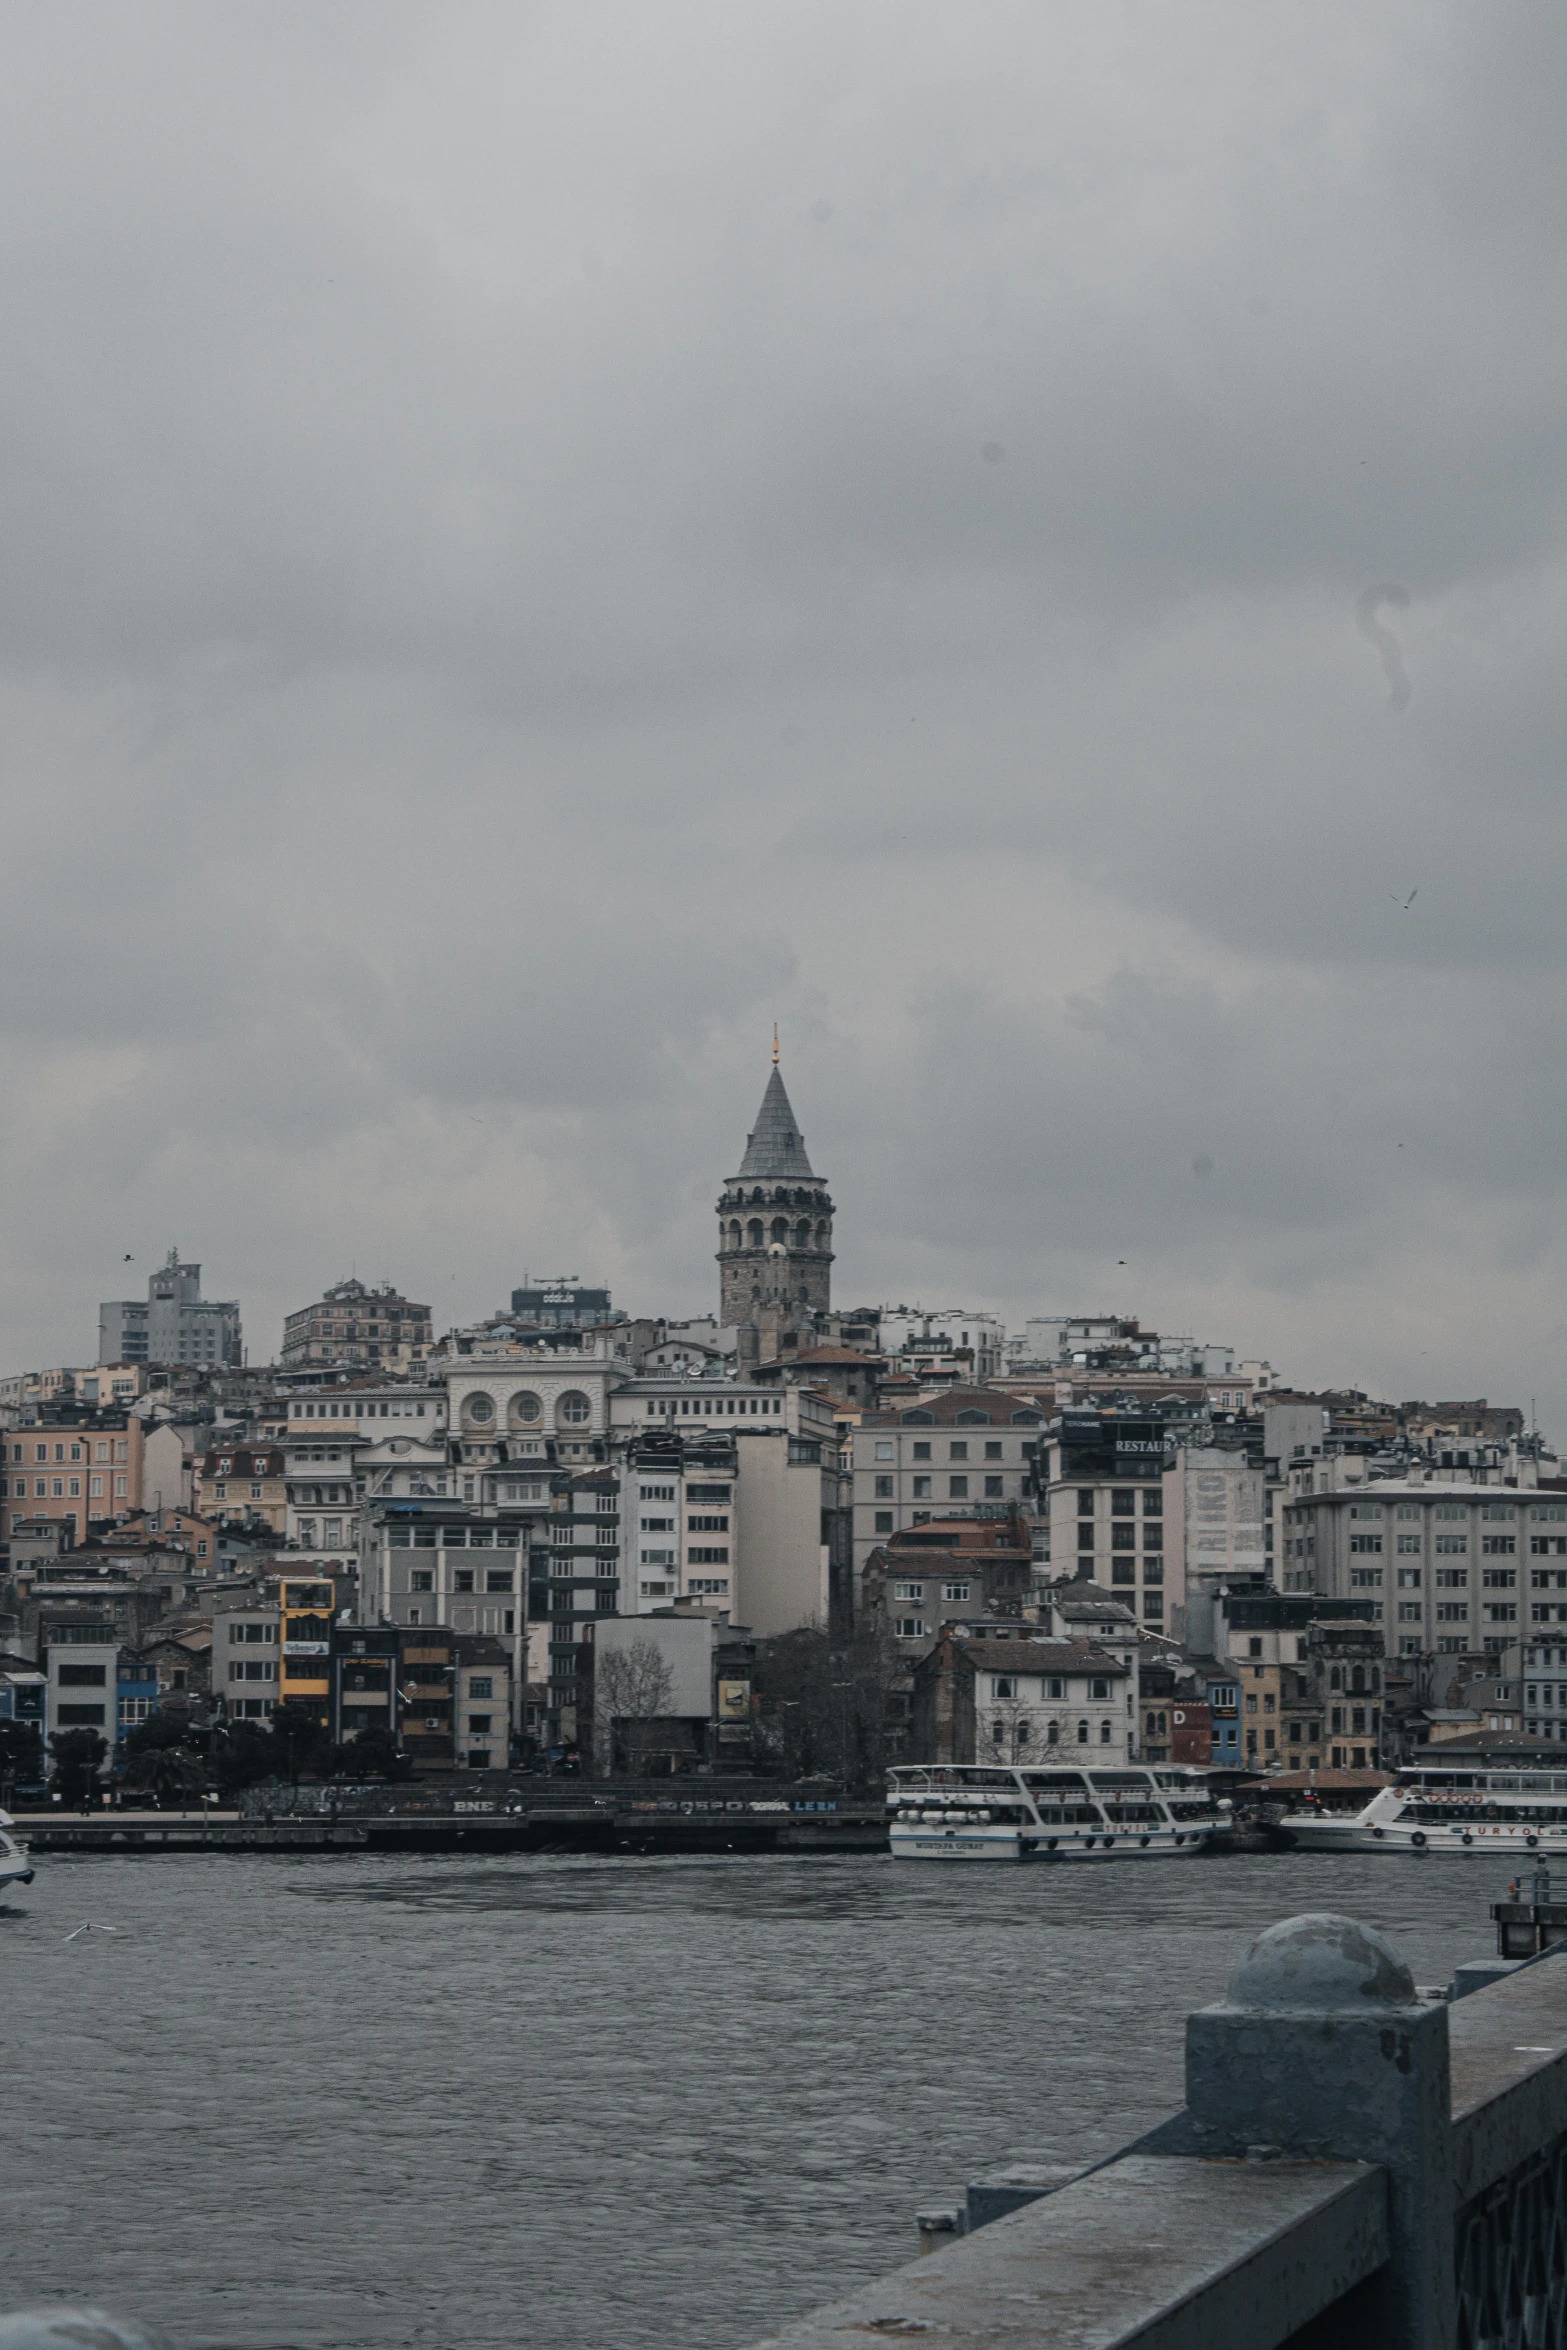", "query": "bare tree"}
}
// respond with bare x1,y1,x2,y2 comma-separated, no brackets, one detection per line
593,1637,676,1777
